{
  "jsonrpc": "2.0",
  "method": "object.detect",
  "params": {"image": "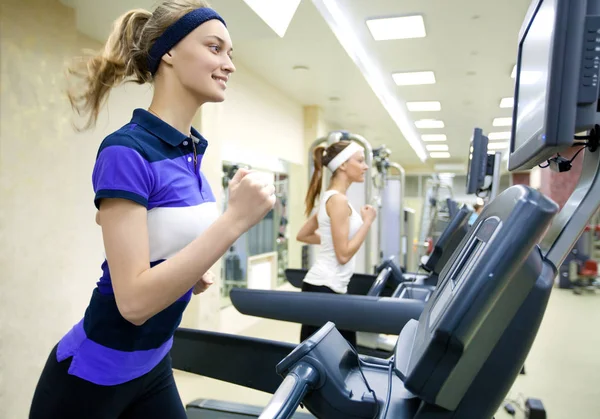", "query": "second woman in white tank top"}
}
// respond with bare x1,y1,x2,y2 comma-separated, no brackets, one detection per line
296,140,377,346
